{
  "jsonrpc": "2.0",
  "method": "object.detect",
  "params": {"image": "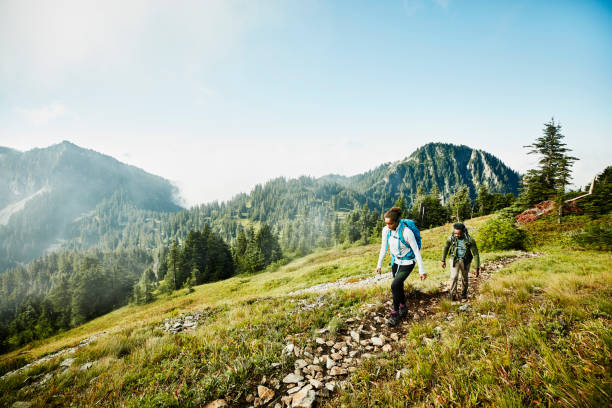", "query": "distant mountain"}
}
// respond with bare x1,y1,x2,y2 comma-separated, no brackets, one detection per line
0,141,521,273
0,141,183,271
342,143,521,206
